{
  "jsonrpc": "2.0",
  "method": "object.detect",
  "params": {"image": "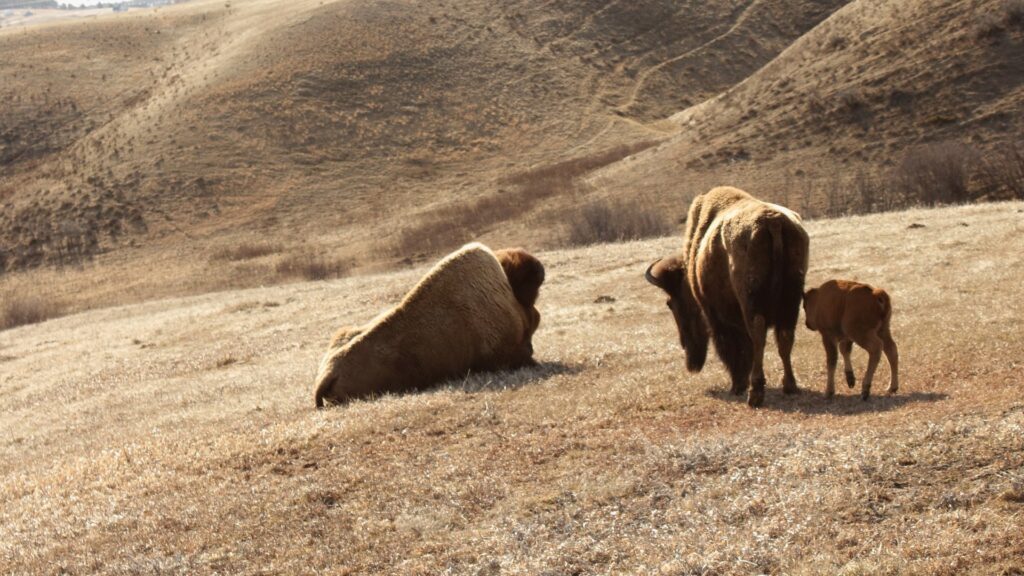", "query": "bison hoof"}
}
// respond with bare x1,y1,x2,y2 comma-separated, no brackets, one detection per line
845,371,856,388
861,391,871,401
747,390,764,408
782,380,800,395
748,377,766,408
